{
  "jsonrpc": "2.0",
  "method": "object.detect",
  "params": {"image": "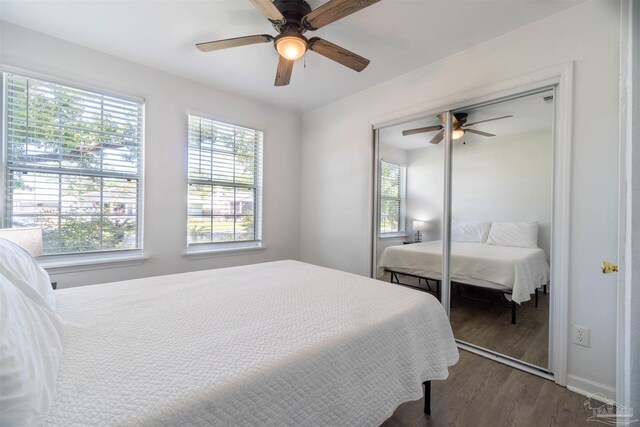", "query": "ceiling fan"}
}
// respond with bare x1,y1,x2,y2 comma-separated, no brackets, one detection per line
196,0,381,86
402,113,514,144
